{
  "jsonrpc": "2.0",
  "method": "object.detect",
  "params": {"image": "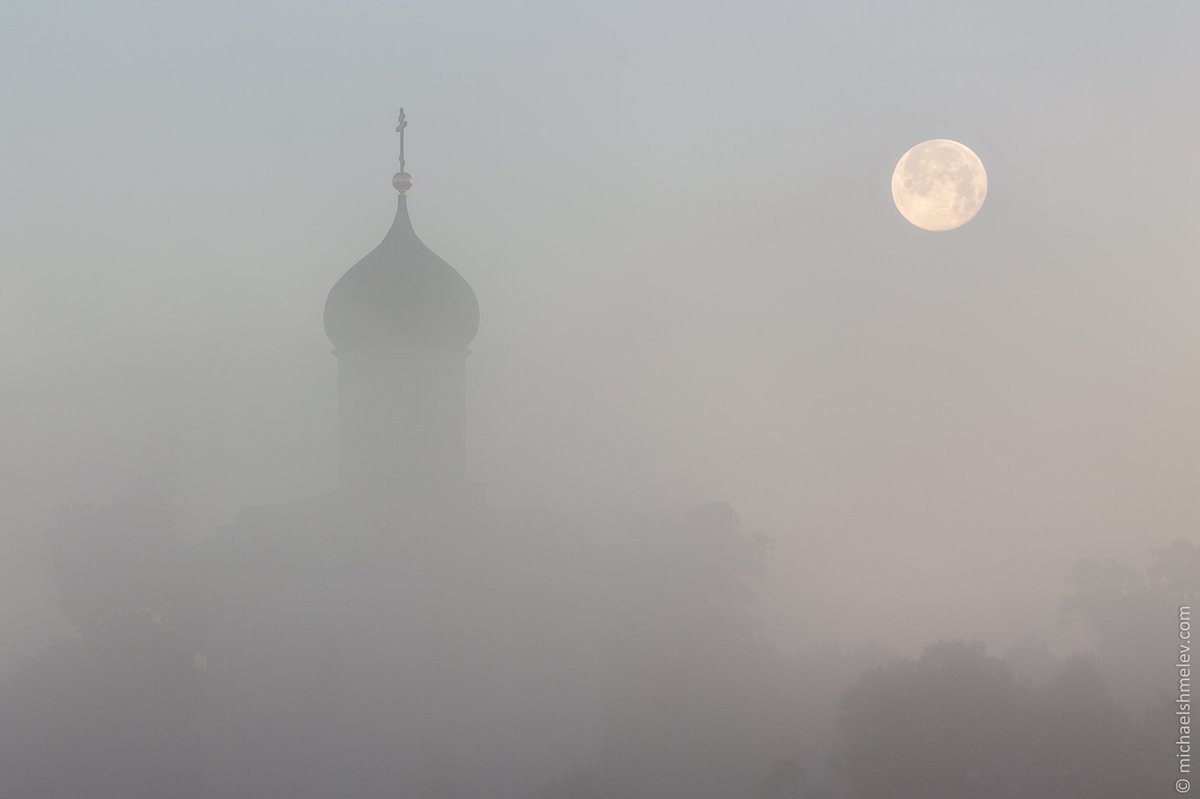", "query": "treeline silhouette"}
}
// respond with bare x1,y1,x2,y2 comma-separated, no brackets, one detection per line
0,476,1193,798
